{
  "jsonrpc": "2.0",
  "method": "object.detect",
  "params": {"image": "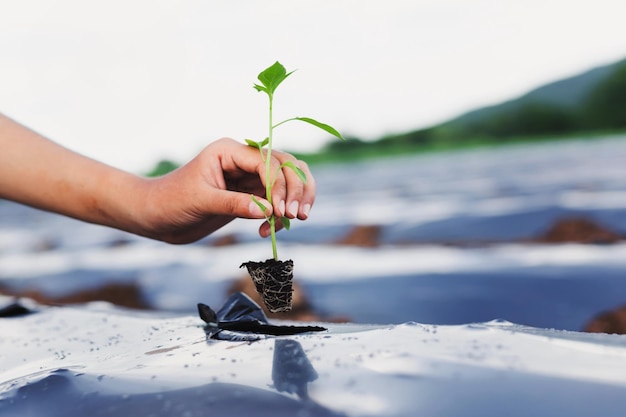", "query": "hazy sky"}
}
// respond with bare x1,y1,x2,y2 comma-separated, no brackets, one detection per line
2,0,626,172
